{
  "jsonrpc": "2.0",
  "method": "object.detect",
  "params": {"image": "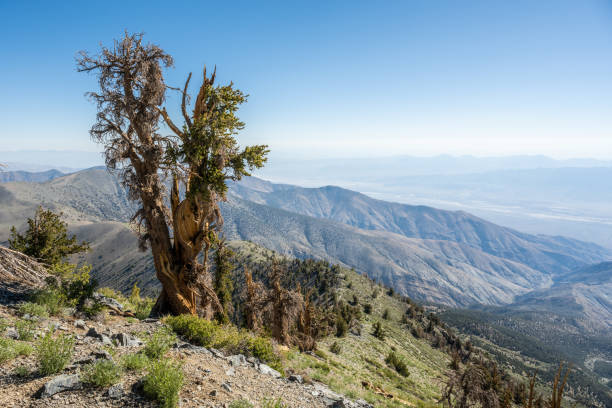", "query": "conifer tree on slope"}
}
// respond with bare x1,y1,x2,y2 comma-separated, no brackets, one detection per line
77,32,268,316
